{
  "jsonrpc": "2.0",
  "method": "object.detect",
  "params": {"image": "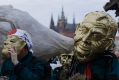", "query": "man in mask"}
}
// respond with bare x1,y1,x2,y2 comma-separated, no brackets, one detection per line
52,11,119,80
71,11,119,80
0,29,49,80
